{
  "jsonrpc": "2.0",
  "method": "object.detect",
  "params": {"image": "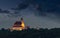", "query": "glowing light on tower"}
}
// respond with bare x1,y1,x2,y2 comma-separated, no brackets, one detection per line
20,18,25,29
